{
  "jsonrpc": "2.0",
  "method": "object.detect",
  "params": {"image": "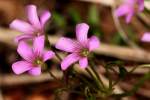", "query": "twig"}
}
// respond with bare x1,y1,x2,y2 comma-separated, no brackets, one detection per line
0,65,147,87
95,44,150,63
78,0,115,6
1,28,150,63
0,71,63,87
